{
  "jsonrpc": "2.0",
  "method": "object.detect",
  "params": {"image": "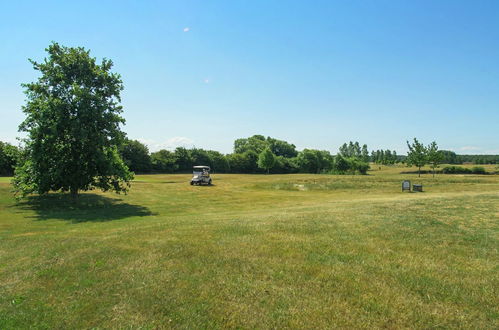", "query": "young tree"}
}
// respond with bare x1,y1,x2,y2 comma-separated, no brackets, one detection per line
13,42,133,198
257,147,276,174
427,141,444,178
406,138,428,177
